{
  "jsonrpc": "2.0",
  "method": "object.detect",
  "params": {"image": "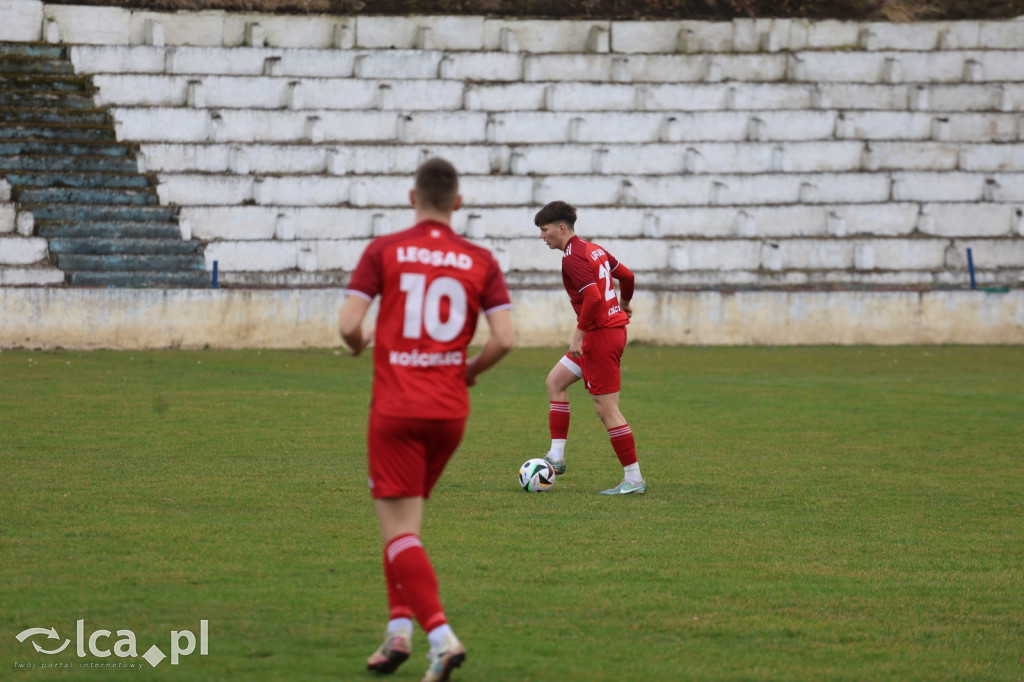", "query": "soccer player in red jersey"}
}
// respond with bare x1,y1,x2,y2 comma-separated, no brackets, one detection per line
339,158,515,682
534,201,647,495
